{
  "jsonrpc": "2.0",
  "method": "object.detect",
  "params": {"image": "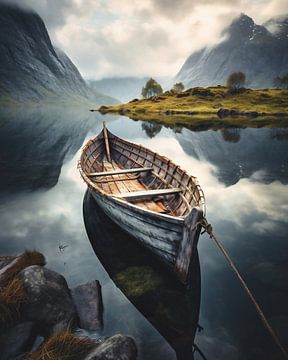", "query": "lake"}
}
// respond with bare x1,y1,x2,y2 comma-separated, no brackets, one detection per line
0,105,287,359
